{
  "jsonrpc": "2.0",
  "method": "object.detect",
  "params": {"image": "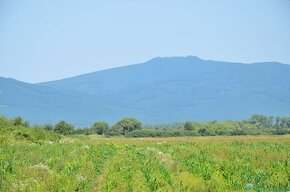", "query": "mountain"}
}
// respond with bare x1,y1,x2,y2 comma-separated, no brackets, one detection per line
0,77,142,126
1,56,290,126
